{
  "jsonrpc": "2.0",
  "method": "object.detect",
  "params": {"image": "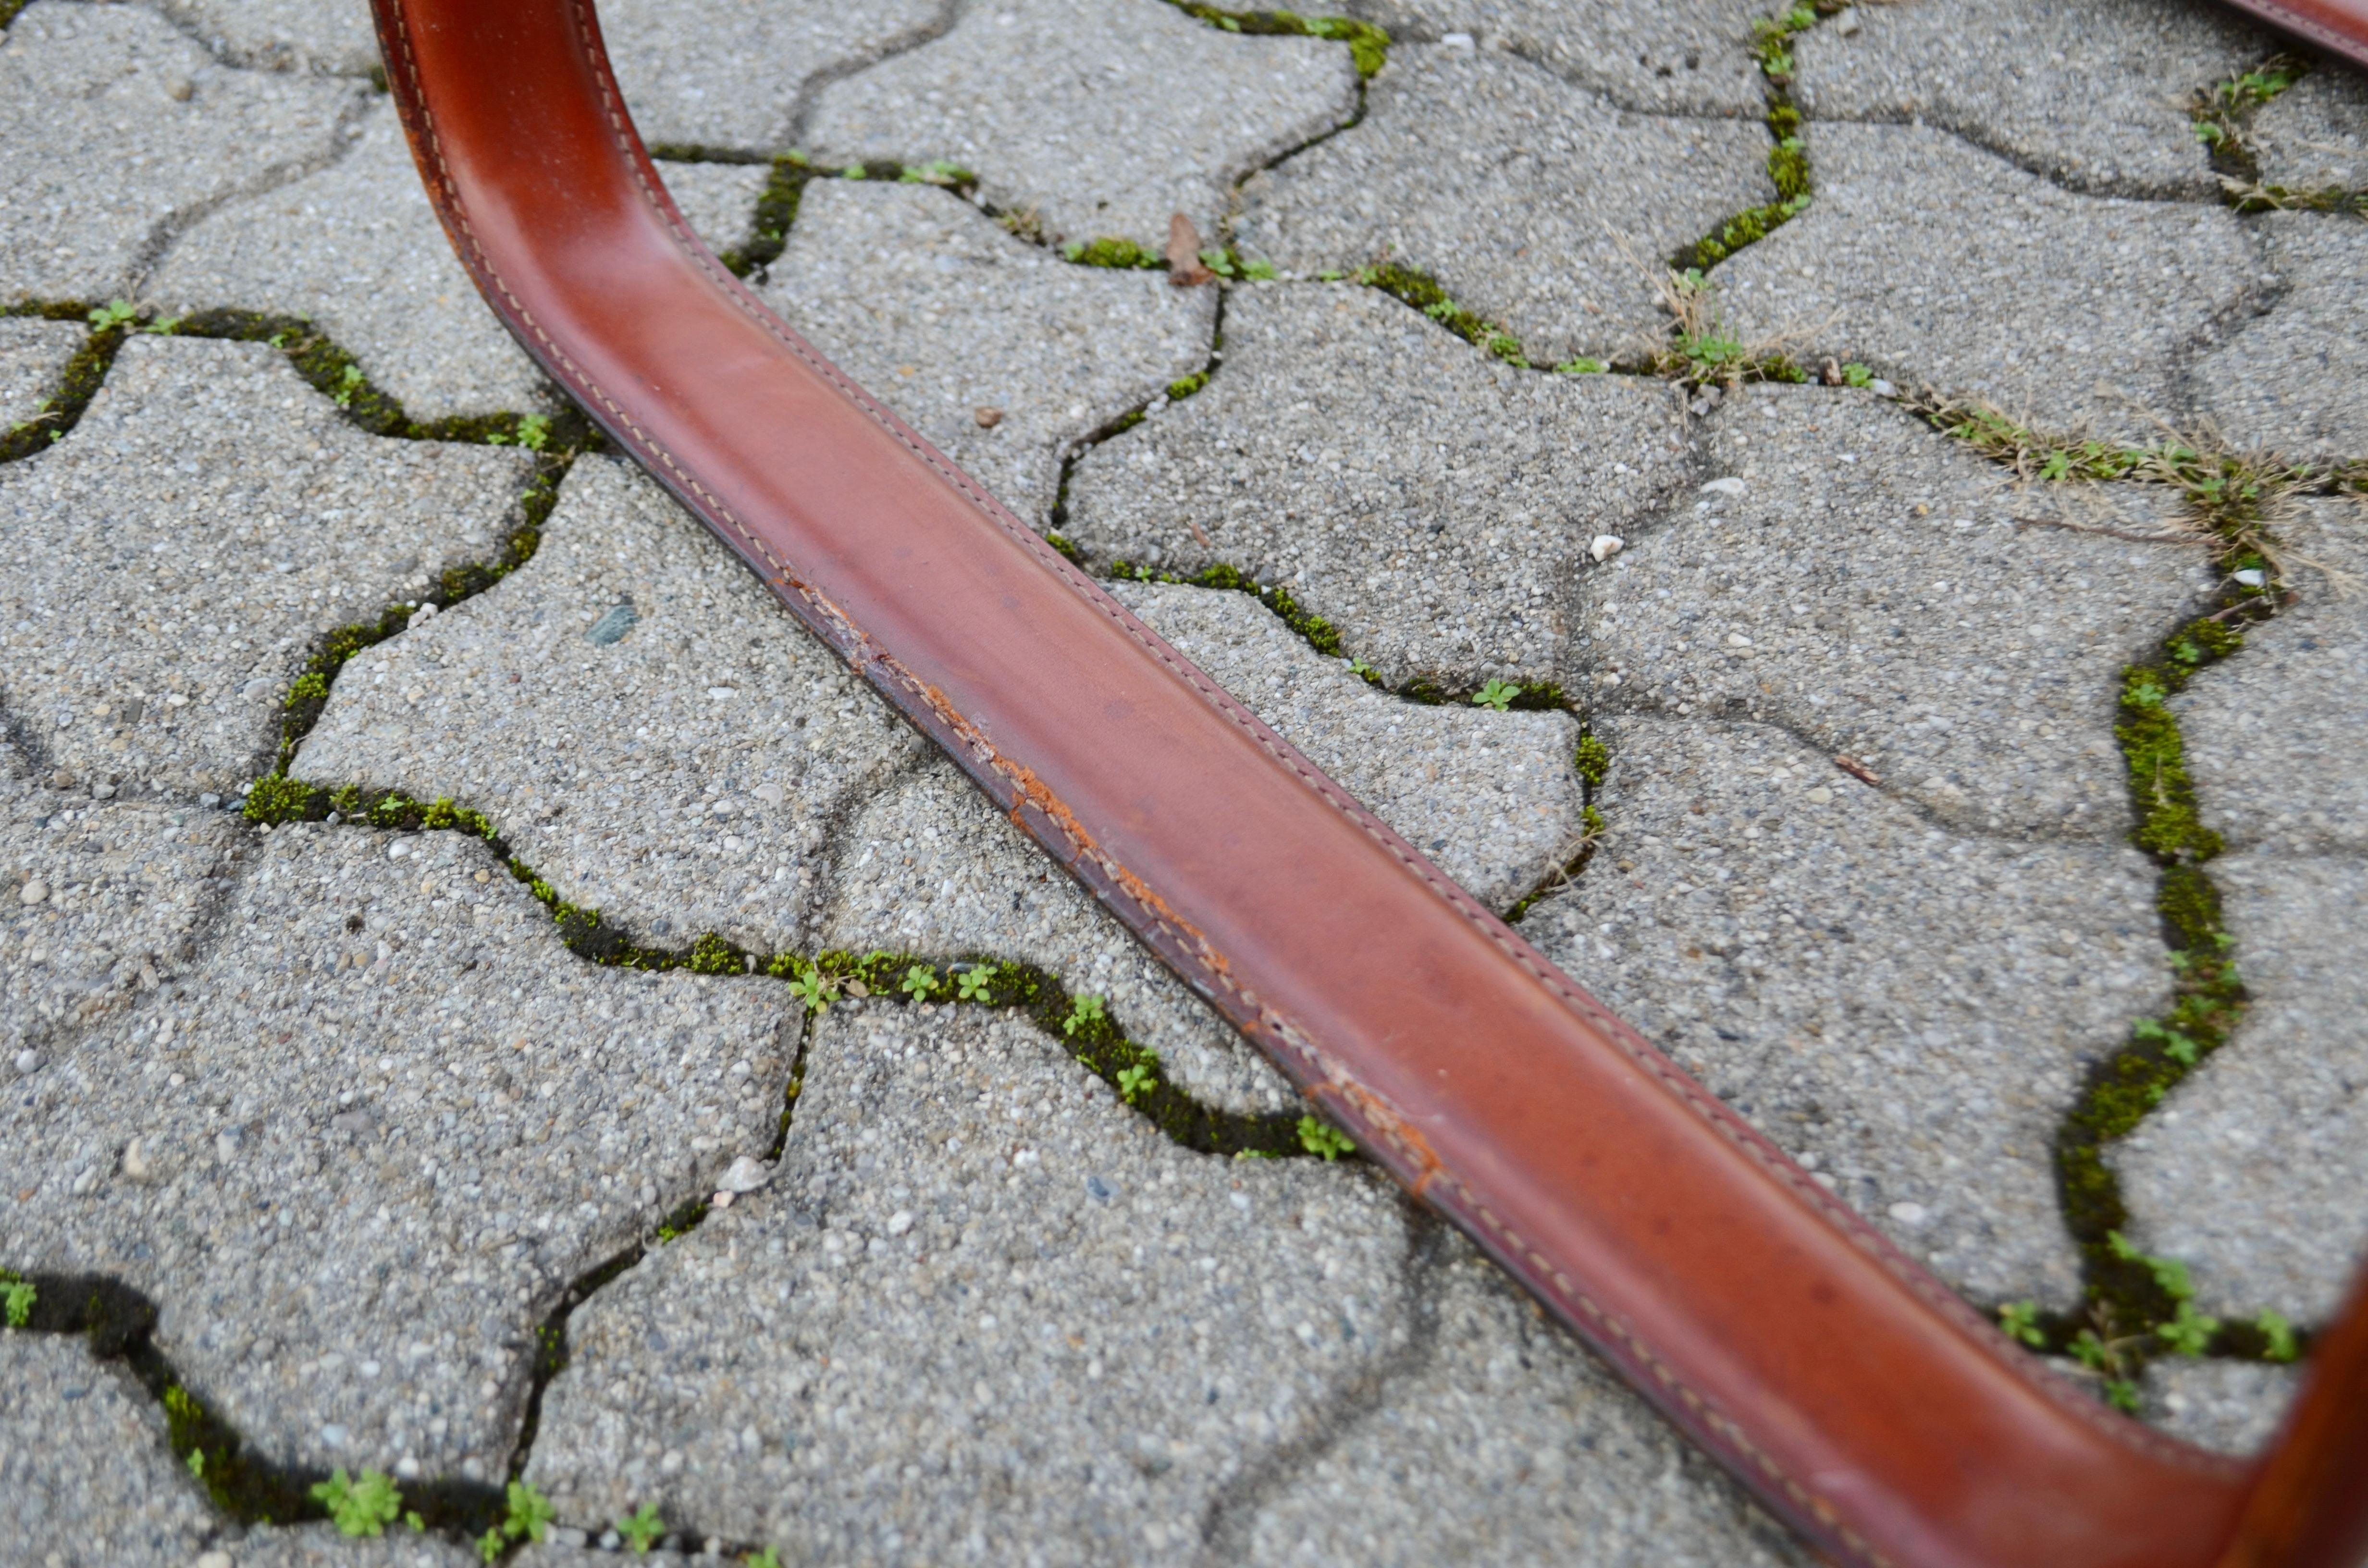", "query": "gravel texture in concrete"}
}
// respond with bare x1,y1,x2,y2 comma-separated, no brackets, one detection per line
2140,1356,2303,1458
152,105,772,421
524,1002,1416,1563
2193,215,2368,463
0,2,361,302
1,1331,218,1565
1063,283,1692,688
297,456,921,958
1714,122,2259,439
1790,0,2265,198
1235,44,1776,358
806,0,1360,249
0,337,532,802
0,317,85,431
1240,1231,1809,1567
759,180,1215,528
601,0,947,152
1581,383,2209,839
2116,851,2368,1323
1527,714,2168,1303
1,821,797,1482
2176,499,2368,856
151,0,382,75
2250,65,2368,192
